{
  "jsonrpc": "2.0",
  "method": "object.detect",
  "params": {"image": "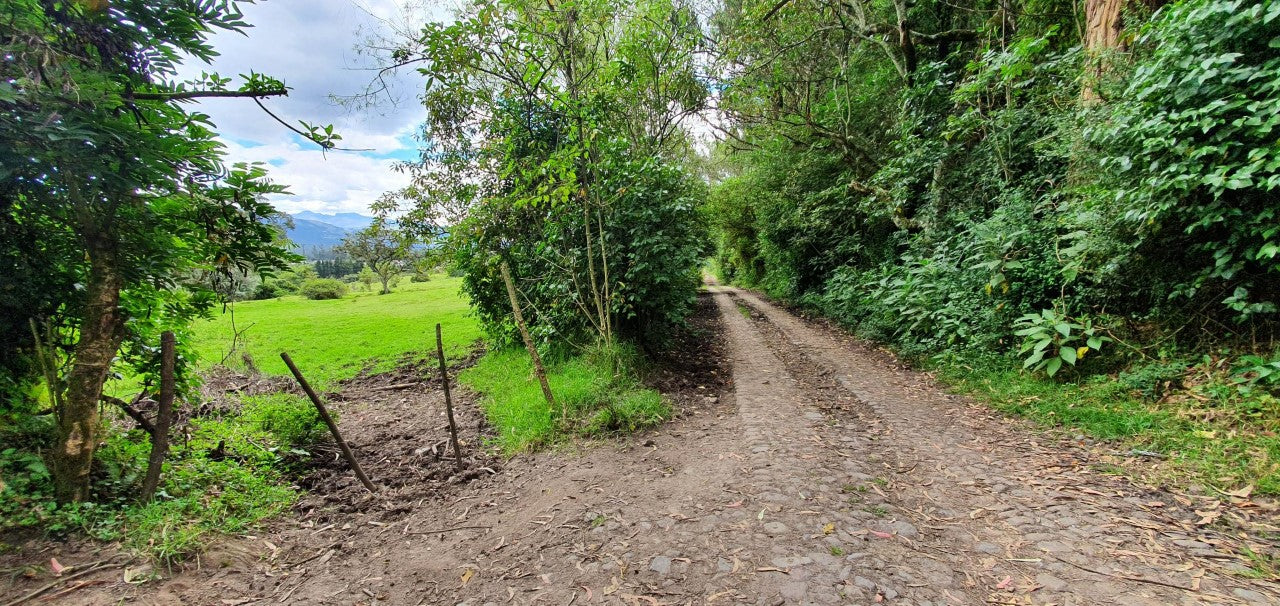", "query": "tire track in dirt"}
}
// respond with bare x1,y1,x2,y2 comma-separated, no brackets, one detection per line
726,285,1278,605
